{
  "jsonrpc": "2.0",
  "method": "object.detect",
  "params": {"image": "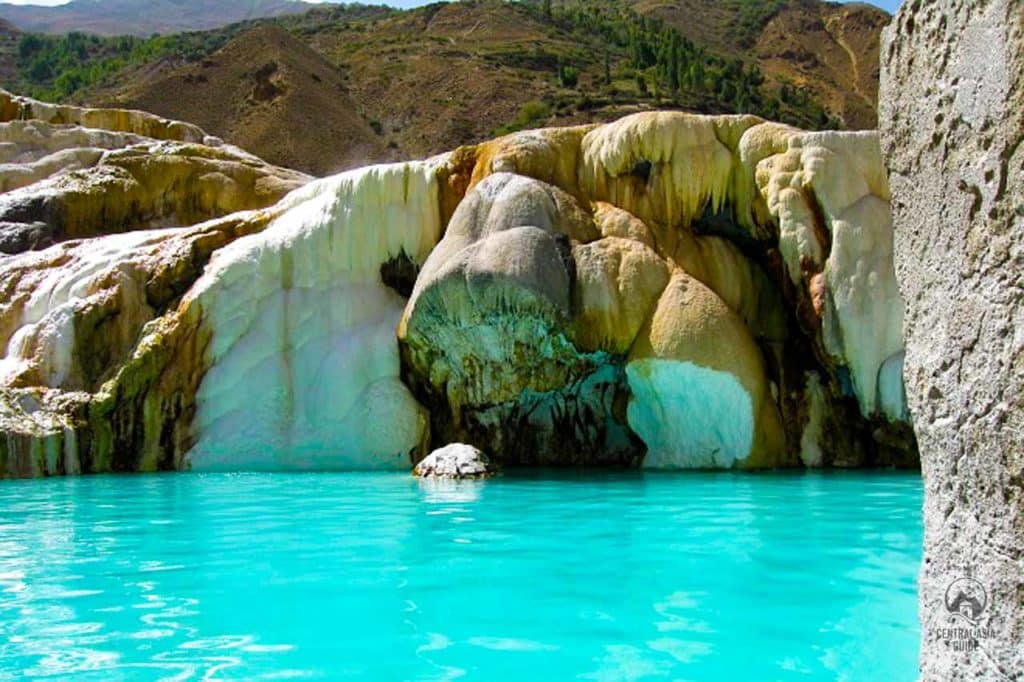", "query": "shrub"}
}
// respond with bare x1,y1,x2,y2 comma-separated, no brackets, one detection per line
492,99,552,136
557,60,578,88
